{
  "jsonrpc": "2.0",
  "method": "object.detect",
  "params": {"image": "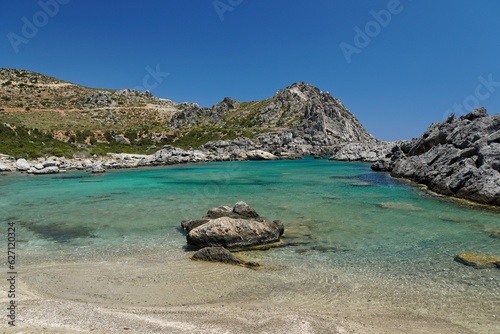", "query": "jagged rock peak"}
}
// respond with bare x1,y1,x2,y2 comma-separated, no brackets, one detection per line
275,82,345,106
211,97,240,113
